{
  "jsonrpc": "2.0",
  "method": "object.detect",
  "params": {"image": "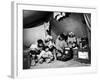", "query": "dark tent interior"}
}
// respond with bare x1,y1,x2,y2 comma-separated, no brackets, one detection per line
23,10,91,69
